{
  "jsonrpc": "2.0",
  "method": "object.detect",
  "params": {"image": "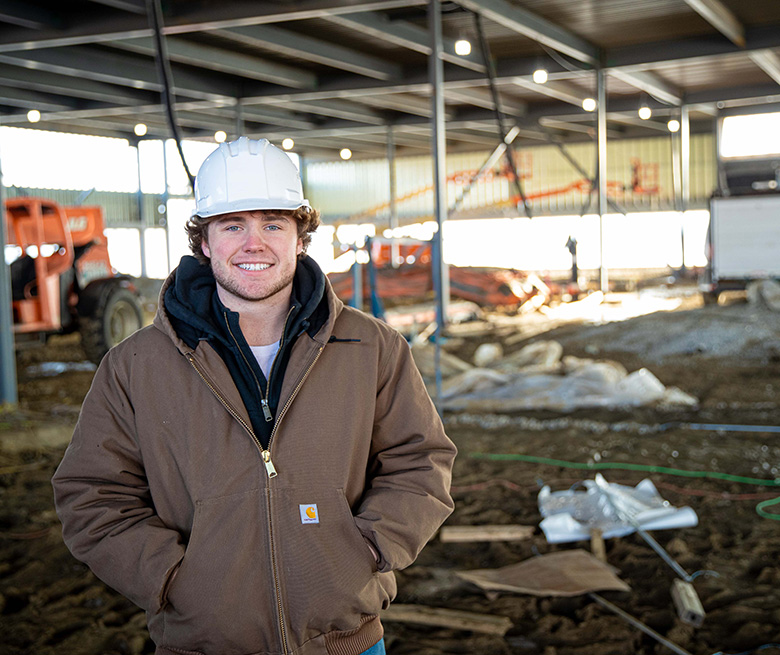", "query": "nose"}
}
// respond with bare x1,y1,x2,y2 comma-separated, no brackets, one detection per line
243,225,267,251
